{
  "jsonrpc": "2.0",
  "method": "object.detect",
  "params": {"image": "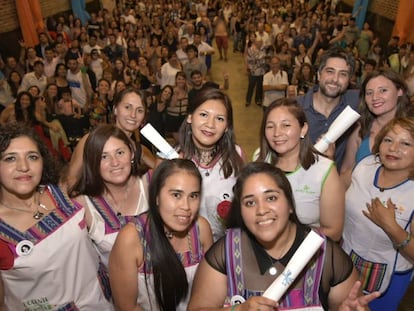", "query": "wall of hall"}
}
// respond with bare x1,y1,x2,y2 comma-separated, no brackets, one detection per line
338,0,397,45
342,0,399,20
0,0,96,33
0,0,99,58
